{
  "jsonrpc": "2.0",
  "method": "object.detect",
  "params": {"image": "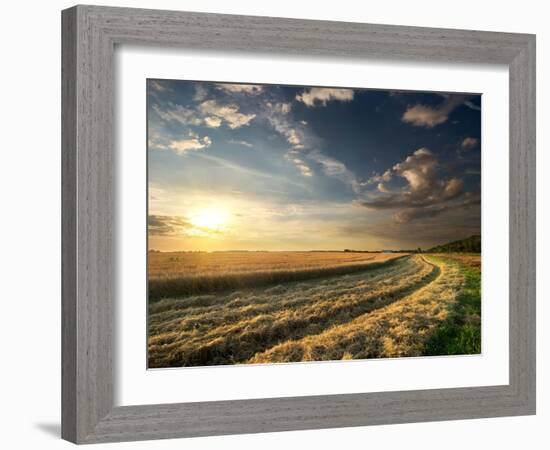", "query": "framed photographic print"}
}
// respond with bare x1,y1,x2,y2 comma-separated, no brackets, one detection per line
62,5,536,444
146,79,483,369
